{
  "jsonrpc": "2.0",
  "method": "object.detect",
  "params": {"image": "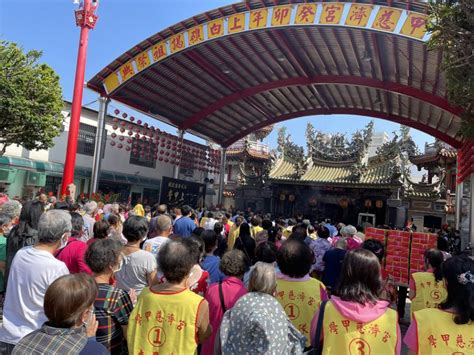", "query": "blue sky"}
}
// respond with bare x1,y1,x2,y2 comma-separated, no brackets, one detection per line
1,0,435,151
